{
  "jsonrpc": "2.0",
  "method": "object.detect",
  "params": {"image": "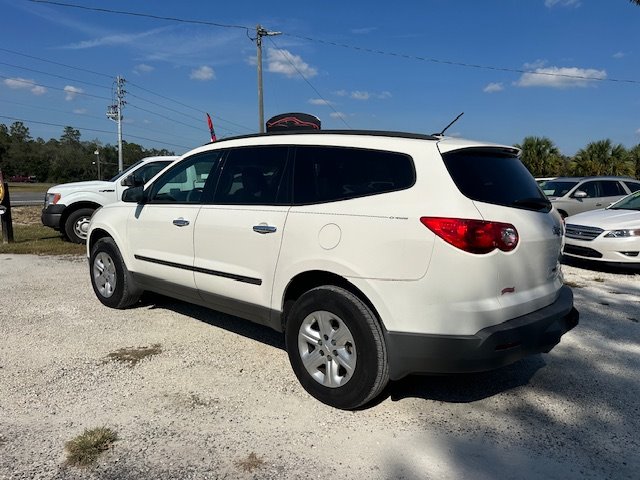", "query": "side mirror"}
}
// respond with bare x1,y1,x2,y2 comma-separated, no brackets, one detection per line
573,190,587,199
122,185,146,203
121,173,145,187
